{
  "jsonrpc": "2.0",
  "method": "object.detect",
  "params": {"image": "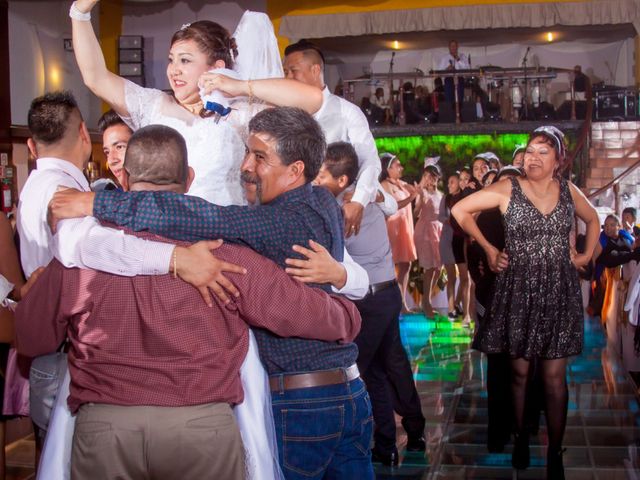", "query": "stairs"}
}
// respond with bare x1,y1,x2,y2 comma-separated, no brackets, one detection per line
585,121,640,214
